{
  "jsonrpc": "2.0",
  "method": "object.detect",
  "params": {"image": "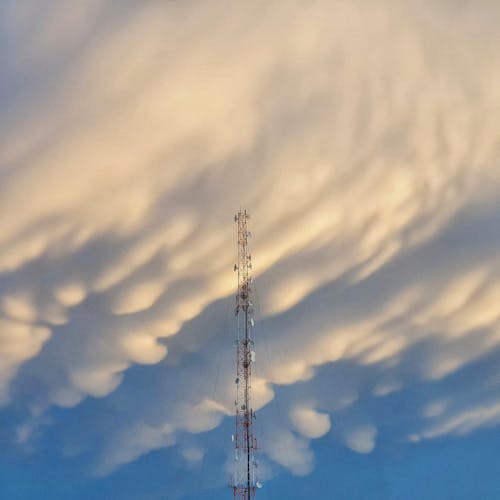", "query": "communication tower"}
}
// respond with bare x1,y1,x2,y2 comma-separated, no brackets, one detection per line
231,209,260,499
